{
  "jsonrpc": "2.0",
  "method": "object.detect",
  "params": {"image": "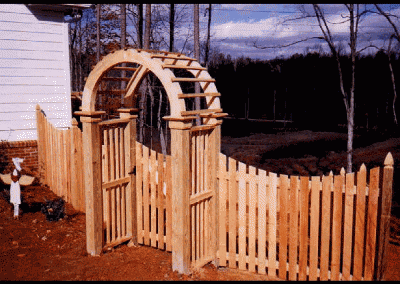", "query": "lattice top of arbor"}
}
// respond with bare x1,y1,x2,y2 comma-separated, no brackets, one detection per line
80,48,227,124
